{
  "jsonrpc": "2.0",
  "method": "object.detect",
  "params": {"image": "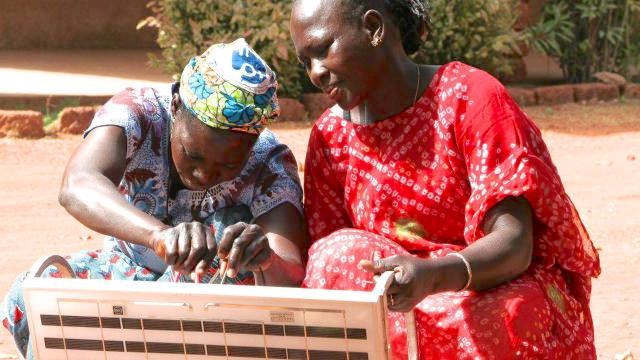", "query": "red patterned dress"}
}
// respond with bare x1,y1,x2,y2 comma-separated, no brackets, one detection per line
302,62,600,359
